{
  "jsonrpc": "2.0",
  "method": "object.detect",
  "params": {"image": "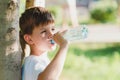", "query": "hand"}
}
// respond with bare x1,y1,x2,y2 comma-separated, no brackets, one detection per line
53,30,68,47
